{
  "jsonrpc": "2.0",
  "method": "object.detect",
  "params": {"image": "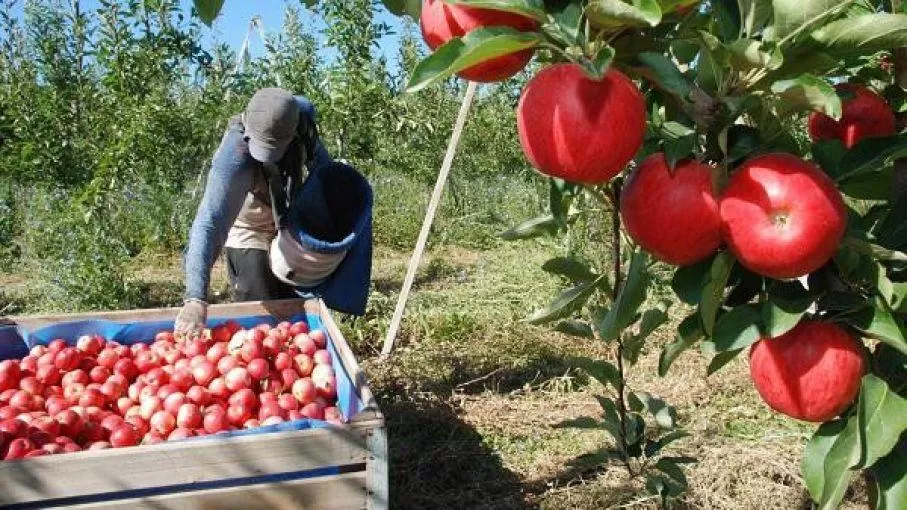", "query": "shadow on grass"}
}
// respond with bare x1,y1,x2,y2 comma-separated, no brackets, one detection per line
382,395,532,510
